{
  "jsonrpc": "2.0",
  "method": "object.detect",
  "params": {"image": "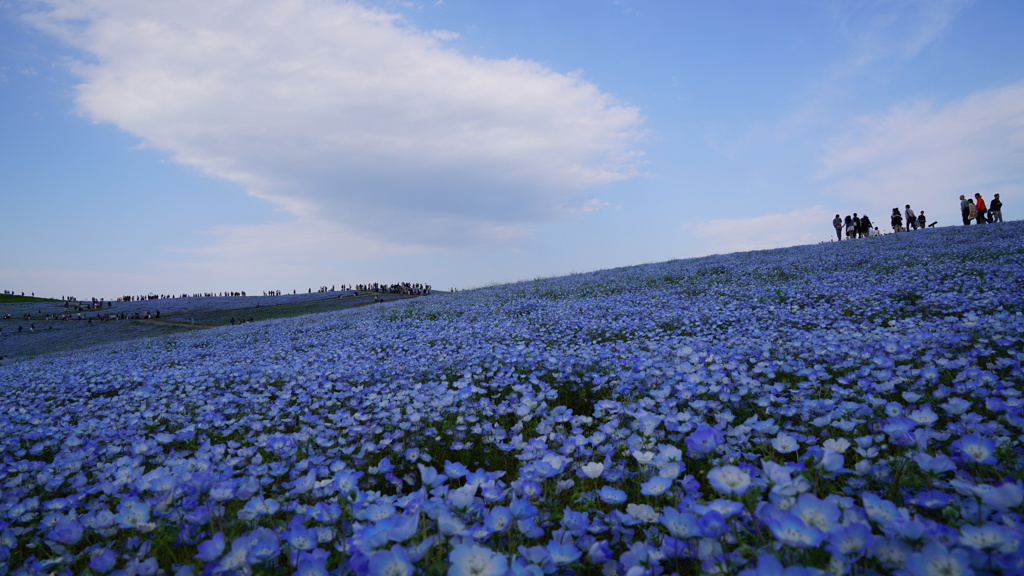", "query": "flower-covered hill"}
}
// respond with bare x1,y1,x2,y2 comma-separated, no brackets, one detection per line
1,223,1022,575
